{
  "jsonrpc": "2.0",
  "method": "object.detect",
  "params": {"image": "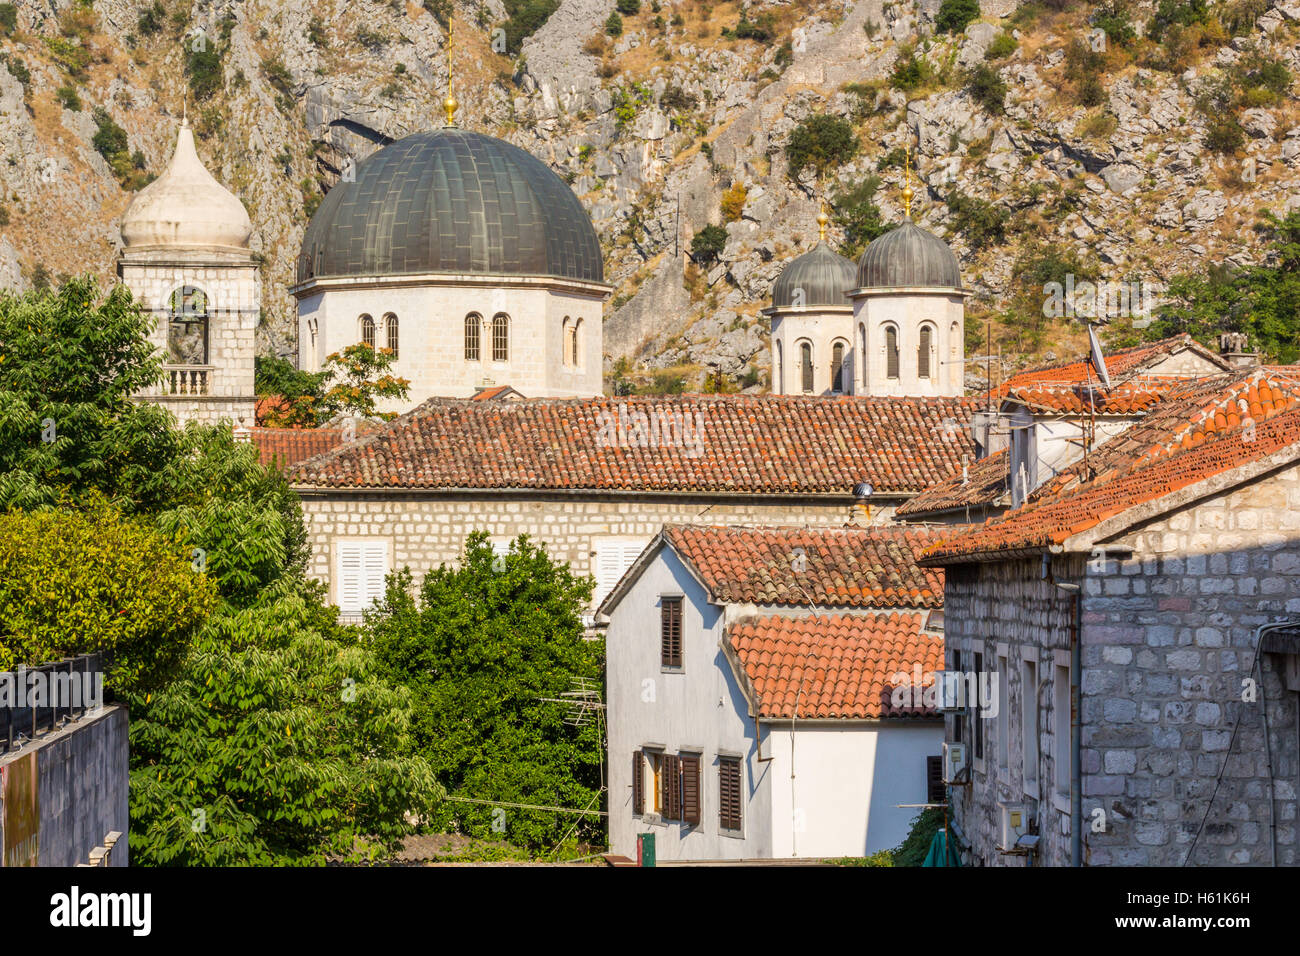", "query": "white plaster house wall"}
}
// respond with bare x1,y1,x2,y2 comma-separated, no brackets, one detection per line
606,546,773,860
765,720,942,857
852,290,966,398
293,275,605,407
